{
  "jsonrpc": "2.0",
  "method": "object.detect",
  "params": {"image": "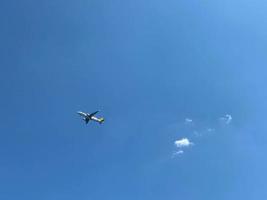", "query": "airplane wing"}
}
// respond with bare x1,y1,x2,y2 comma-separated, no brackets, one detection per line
77,111,87,117
88,111,99,117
